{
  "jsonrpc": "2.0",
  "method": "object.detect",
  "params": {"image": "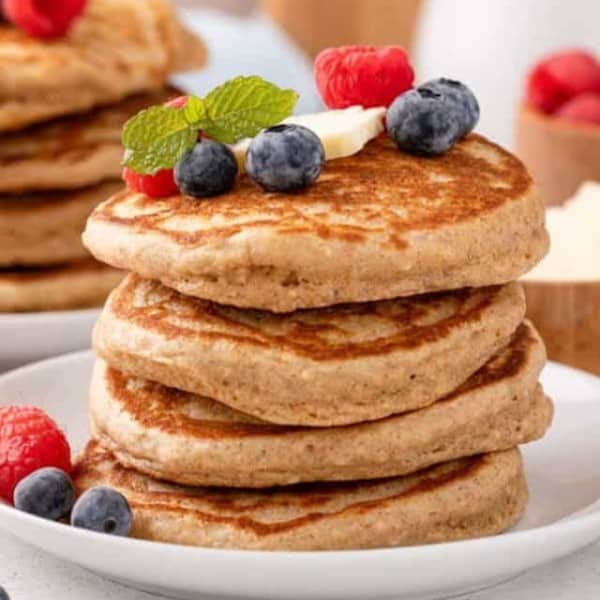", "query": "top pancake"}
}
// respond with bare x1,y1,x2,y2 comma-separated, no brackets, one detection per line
84,135,549,312
0,88,178,193
0,0,206,132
